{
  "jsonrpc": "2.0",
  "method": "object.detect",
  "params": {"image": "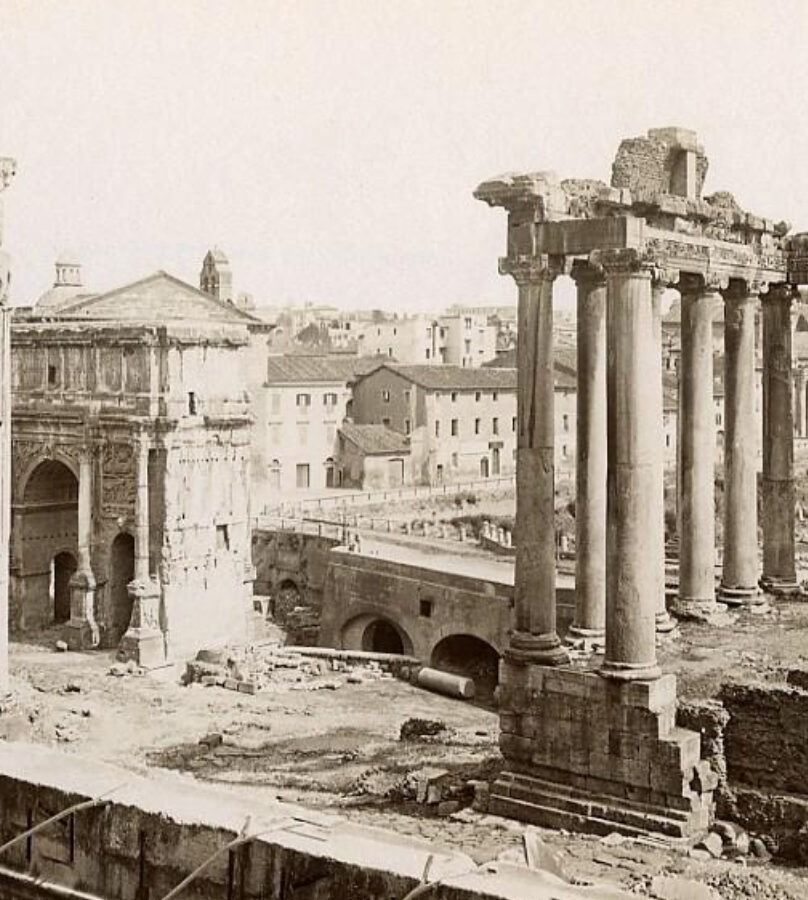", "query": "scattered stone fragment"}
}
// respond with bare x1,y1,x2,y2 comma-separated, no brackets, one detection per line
749,837,771,860
600,831,626,847
523,827,570,881
399,718,447,742
695,831,724,858
109,663,126,677
64,680,82,693
55,640,68,652
199,732,223,749
437,800,461,817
